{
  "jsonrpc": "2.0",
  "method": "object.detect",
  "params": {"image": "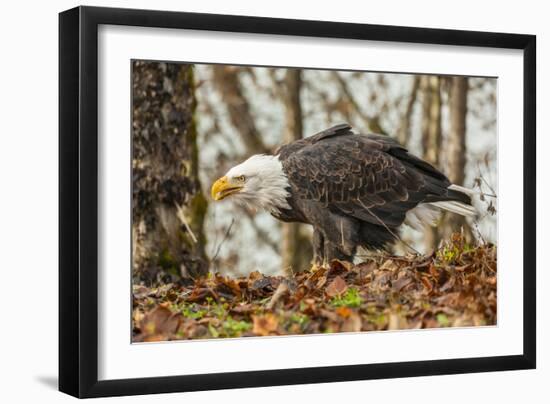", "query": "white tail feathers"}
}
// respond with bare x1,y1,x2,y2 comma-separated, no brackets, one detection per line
448,184,477,197
442,184,478,217
404,204,442,231
429,200,477,217
403,184,477,232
